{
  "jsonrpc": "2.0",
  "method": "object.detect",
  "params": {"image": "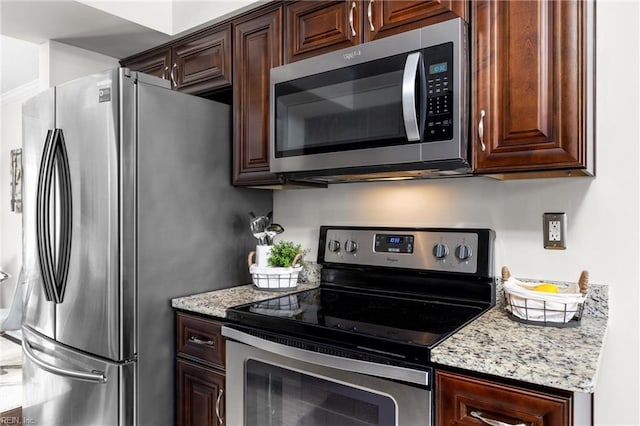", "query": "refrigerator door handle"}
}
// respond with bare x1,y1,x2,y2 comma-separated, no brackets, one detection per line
23,338,107,384
36,129,73,304
36,129,57,302
50,129,72,304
